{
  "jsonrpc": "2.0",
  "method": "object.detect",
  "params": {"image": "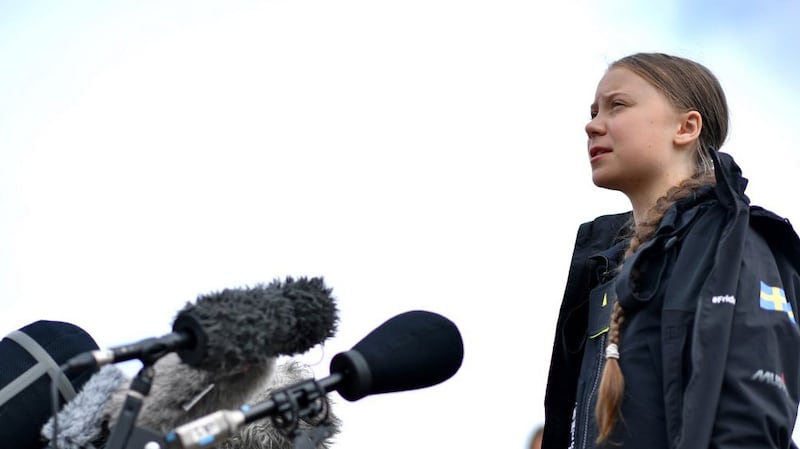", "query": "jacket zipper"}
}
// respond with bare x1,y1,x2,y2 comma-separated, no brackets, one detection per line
581,333,606,449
